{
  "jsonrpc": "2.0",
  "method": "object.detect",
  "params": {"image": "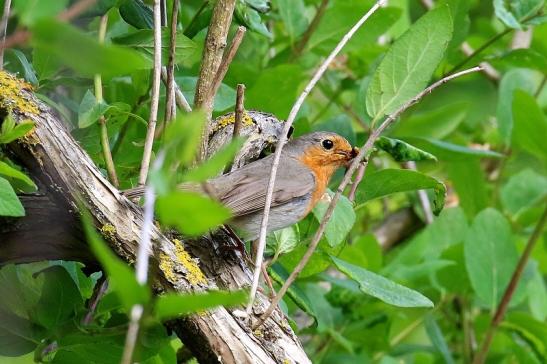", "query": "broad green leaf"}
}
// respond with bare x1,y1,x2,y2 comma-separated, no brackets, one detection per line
275,0,308,43
512,90,547,160
163,111,206,168
493,48,547,72
392,102,468,139
234,2,272,38
503,312,547,359
375,136,437,162
0,116,35,144
12,0,68,26
464,208,520,309
404,137,503,161
112,29,197,64
366,6,453,118
357,169,446,215
119,0,154,29
6,49,38,85
493,0,544,29
338,234,382,272
35,266,83,330
156,191,231,236
181,138,246,182
266,225,300,258
31,19,151,77
176,76,236,112
268,263,317,324
81,213,150,310
424,314,455,364
497,69,539,145
0,308,41,356
331,256,434,308
0,161,36,191
447,160,488,218
78,90,109,129
312,189,356,247
501,169,547,216
527,262,547,321
154,290,247,320
0,177,24,217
